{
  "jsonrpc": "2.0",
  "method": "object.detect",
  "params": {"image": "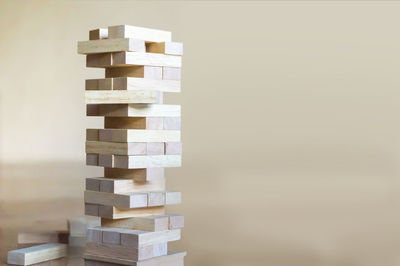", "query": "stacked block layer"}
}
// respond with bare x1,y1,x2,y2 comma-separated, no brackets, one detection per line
78,25,185,266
